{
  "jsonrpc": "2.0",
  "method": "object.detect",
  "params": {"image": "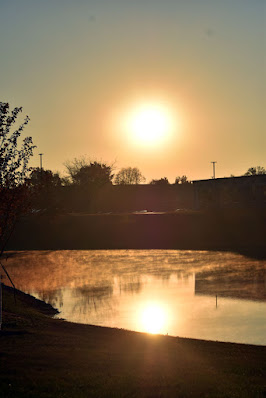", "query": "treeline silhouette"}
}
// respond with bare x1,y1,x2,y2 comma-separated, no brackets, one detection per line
28,160,266,214
27,161,193,213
